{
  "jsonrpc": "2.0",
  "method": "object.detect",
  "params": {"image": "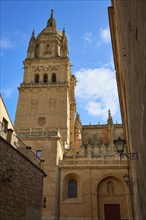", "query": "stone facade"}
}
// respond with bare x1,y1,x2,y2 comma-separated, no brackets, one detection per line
0,96,18,147
108,1,146,219
0,133,45,220
16,129,64,220
59,158,129,220
0,95,46,220
14,10,132,220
